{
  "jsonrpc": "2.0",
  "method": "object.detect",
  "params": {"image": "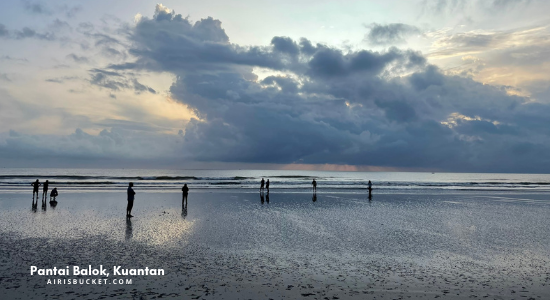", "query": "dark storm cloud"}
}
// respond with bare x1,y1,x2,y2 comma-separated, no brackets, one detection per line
99,5,550,172
366,23,422,45
4,4,550,172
